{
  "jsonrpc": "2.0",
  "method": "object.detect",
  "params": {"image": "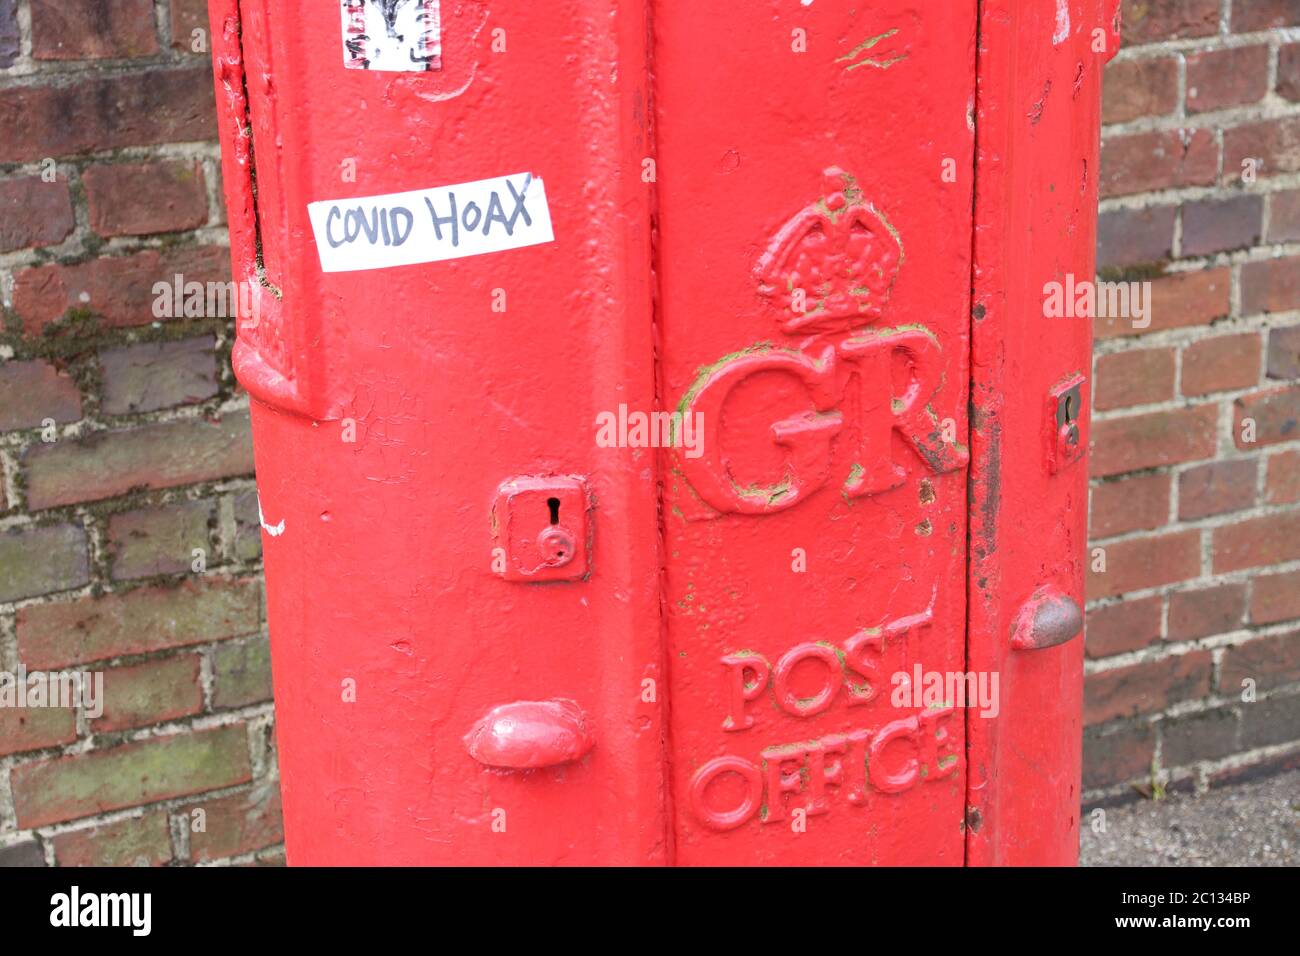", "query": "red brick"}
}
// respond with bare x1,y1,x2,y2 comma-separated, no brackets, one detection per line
1094,347,1176,410
1224,117,1300,182
30,0,157,59
11,246,229,336
170,0,209,53
1241,692,1300,748
1280,43,1300,102
1270,189,1300,241
1264,449,1300,504
92,654,204,732
1102,56,1179,123
0,841,46,867
10,725,252,828
1186,45,1269,113
107,498,213,580
0,175,75,253
51,813,172,867
1095,268,1230,339
1096,205,1175,269
1087,530,1202,599
1167,581,1246,641
0,523,90,603
211,634,273,709
0,0,16,68
1250,568,1300,625
1122,0,1219,43
1178,458,1257,520
1232,0,1300,31
0,360,82,430
1221,631,1300,691
100,335,220,415
0,705,77,758
1101,128,1218,198
0,66,215,163
1086,595,1163,659
1241,256,1300,315
1090,472,1171,537
1180,194,1262,256
1161,708,1241,765
1234,386,1300,448
1181,332,1261,396
1213,511,1300,572
1083,721,1157,788
16,576,260,669
1084,650,1213,724
187,784,283,862
84,161,208,237
21,410,253,510
1089,404,1219,477
1268,325,1300,379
